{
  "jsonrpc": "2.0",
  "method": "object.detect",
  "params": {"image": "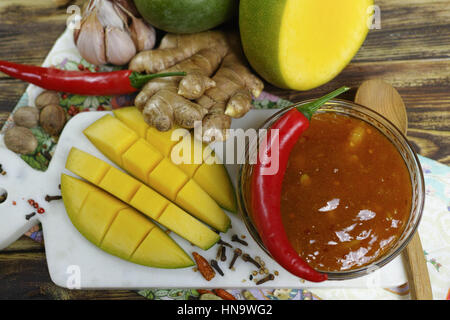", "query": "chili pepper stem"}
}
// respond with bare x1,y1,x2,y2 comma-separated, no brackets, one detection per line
297,86,350,120
129,71,187,89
